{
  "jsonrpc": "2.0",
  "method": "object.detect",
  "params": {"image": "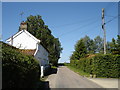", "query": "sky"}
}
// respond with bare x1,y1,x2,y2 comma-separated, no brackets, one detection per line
2,2,119,63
